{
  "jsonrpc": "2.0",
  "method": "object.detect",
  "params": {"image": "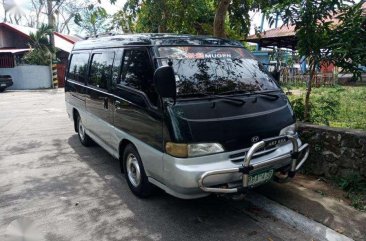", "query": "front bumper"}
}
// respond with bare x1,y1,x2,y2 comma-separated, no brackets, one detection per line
0,80,13,88
198,135,309,194
161,135,309,198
